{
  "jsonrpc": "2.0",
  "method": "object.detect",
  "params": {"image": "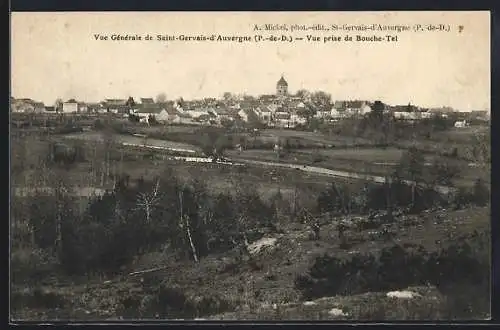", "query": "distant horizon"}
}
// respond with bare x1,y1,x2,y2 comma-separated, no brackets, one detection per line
11,12,490,112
